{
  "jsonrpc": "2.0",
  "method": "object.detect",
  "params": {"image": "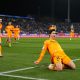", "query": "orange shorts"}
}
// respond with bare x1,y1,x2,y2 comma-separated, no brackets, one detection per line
70,33,74,38
7,32,12,38
51,55,71,65
14,34,19,38
62,55,71,65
